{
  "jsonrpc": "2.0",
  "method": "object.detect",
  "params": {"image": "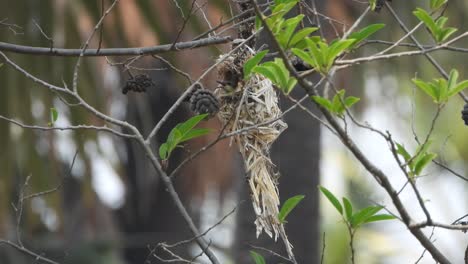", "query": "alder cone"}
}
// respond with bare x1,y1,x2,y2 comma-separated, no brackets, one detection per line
462,103,468,125
189,89,220,117
122,74,155,94
375,0,392,12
